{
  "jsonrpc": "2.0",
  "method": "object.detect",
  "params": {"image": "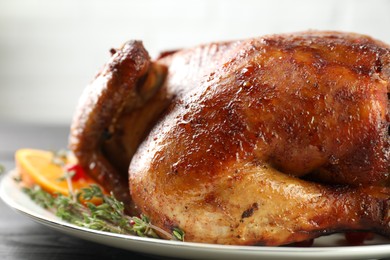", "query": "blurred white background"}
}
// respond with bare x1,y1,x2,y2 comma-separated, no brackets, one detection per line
1,0,390,124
